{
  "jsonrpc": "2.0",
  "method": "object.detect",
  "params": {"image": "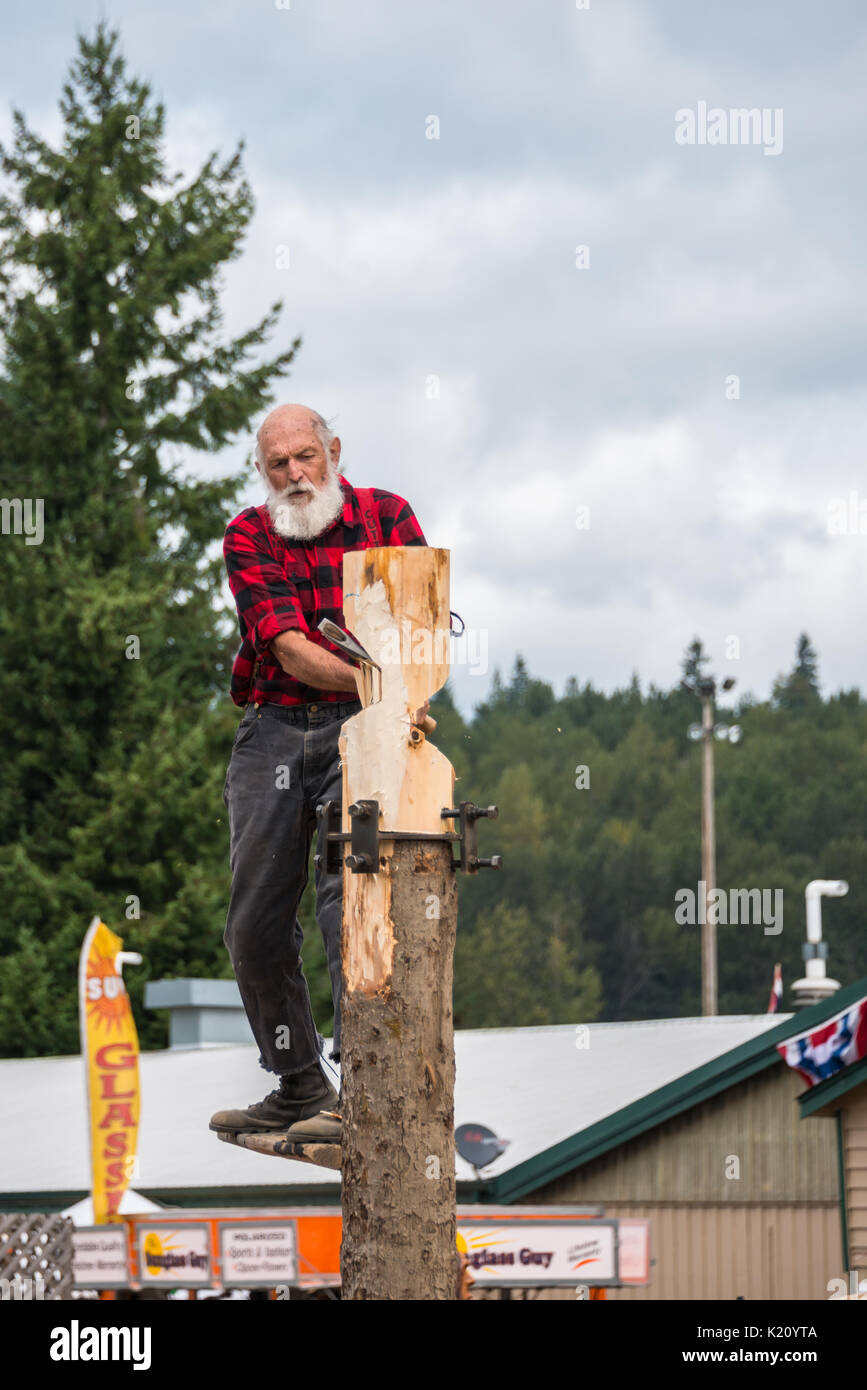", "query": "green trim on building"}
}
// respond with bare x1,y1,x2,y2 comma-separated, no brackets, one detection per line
797,1054,867,1118
0,1178,493,1214
6,980,864,1214
486,978,867,1205
141,1186,338,1208
0,1190,89,1214
835,1110,849,1272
